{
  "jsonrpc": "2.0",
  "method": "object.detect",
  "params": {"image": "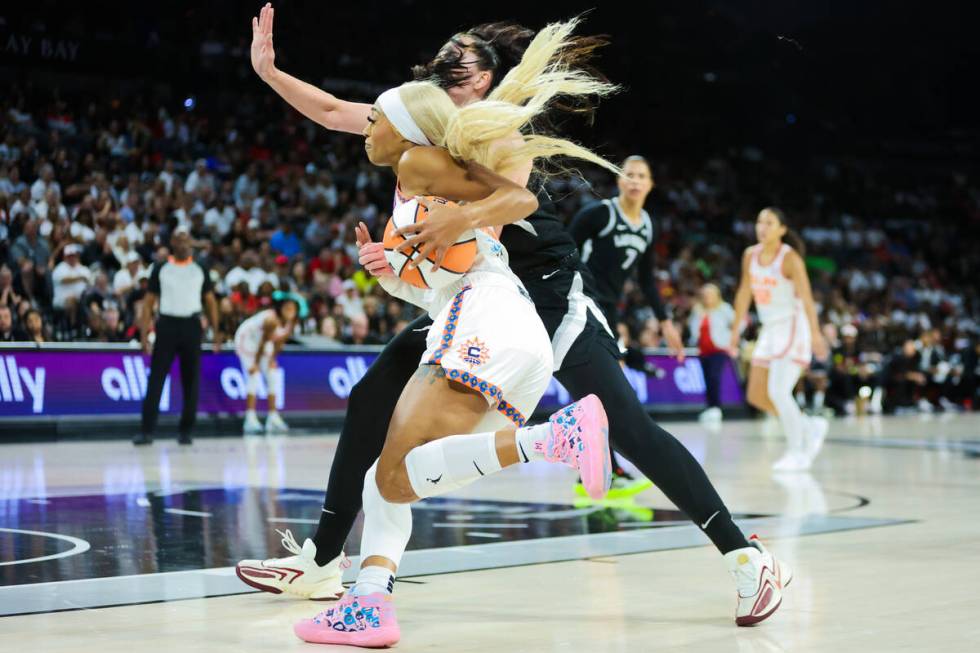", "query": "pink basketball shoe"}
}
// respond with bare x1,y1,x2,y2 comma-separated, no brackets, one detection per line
544,394,611,500
294,592,400,647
